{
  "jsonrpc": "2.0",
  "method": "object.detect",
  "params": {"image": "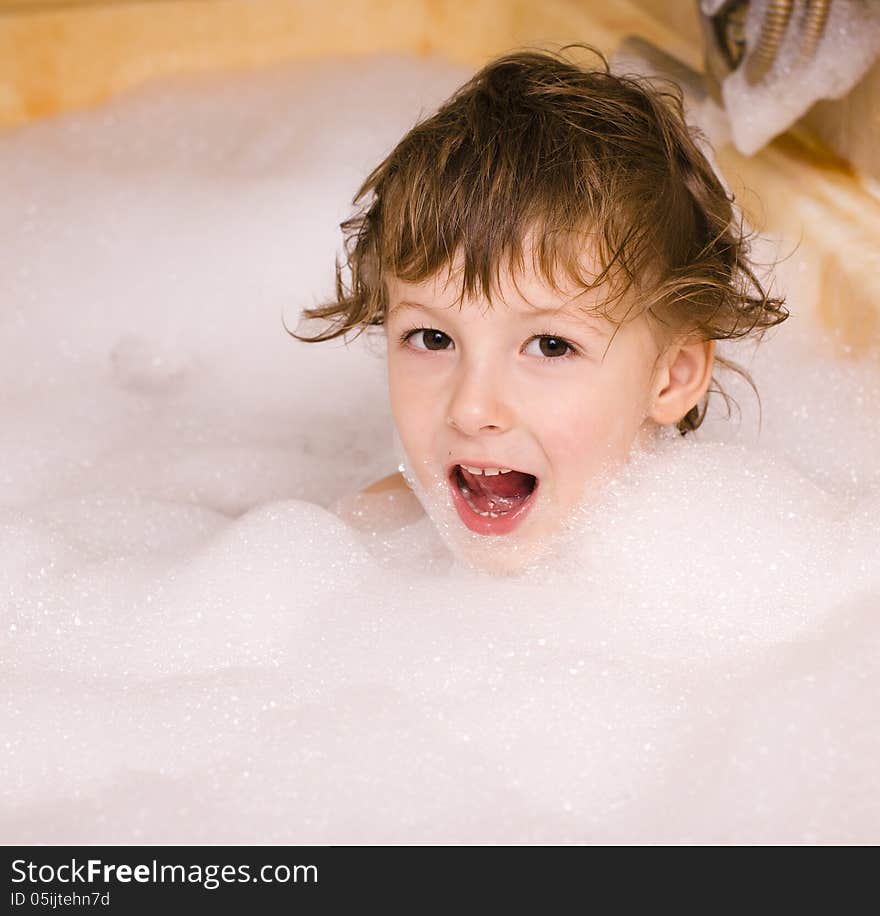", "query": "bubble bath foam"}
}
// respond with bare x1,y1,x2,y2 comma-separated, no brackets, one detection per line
0,55,878,844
